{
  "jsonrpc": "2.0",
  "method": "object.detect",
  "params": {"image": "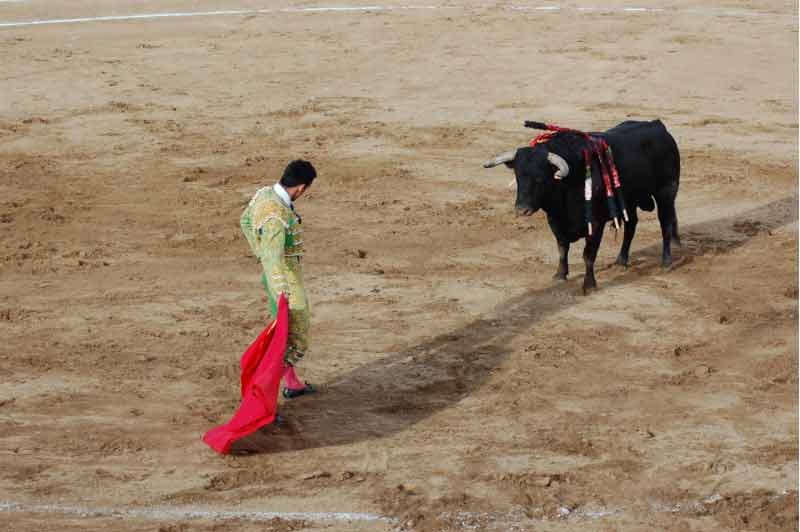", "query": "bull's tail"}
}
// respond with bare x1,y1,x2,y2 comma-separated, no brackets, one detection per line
670,129,681,246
